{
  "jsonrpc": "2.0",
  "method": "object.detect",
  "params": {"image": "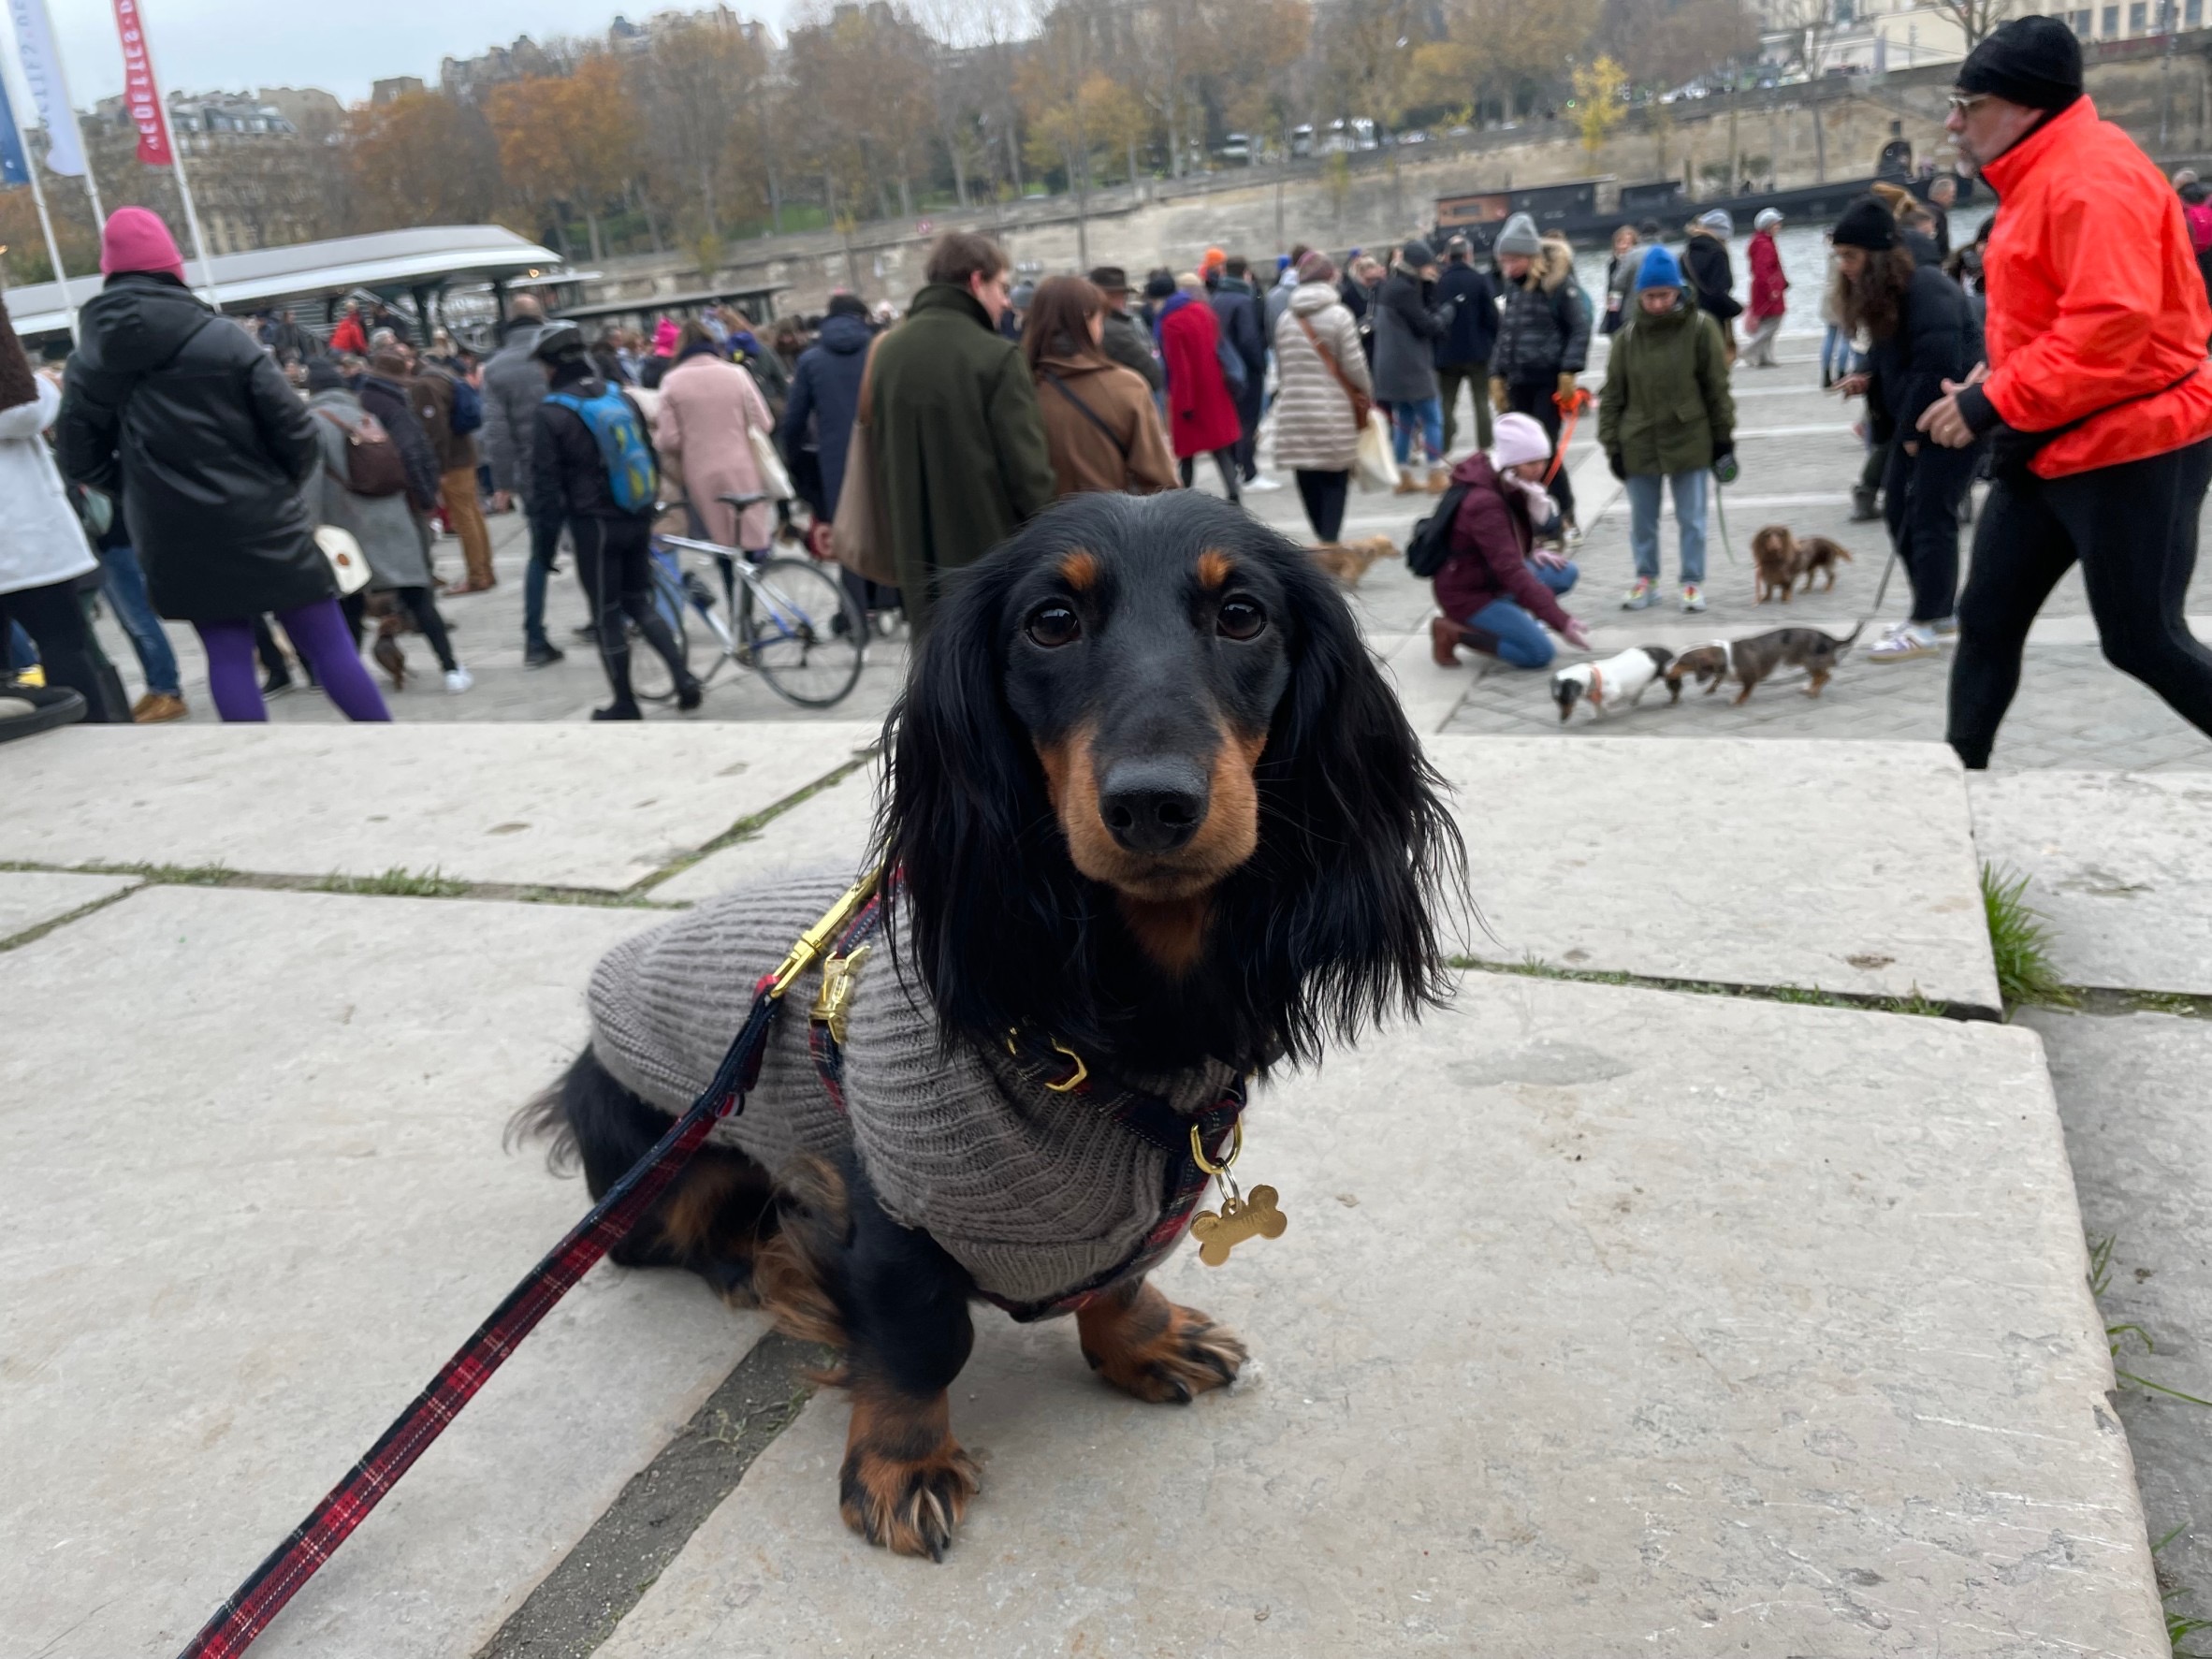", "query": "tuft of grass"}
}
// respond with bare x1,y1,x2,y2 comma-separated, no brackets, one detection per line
632,747,879,895
314,867,469,899
2089,1234,2212,1410
2156,1525,2212,1658
1982,862,2077,1011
